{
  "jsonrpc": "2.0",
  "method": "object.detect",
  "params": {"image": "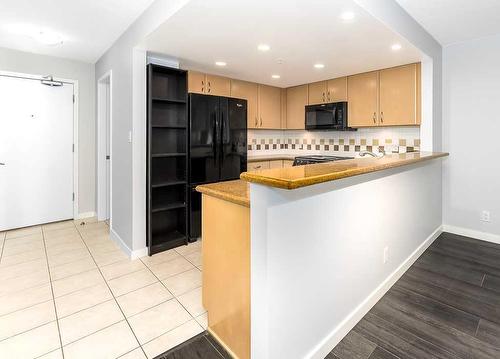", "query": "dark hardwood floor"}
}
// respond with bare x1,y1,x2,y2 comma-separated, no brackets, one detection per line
157,232,500,359
327,232,500,359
